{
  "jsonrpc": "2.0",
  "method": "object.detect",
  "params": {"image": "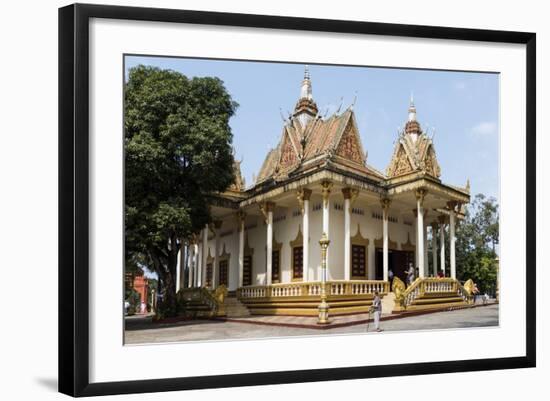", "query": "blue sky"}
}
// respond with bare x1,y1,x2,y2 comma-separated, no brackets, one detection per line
125,56,499,202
